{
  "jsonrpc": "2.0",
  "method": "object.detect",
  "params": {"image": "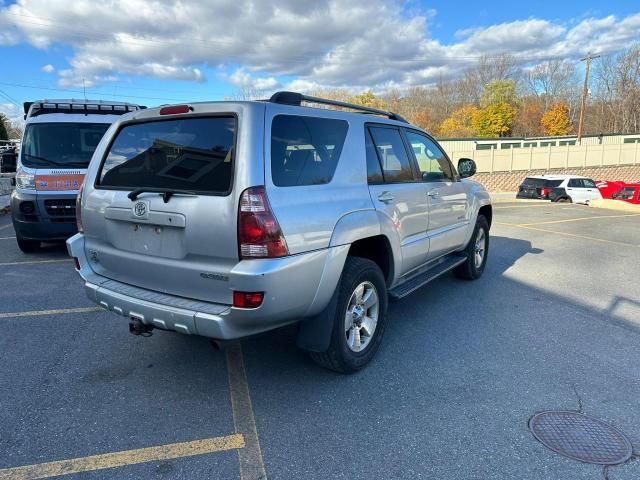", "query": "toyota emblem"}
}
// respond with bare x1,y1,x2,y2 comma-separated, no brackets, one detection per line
133,201,147,217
